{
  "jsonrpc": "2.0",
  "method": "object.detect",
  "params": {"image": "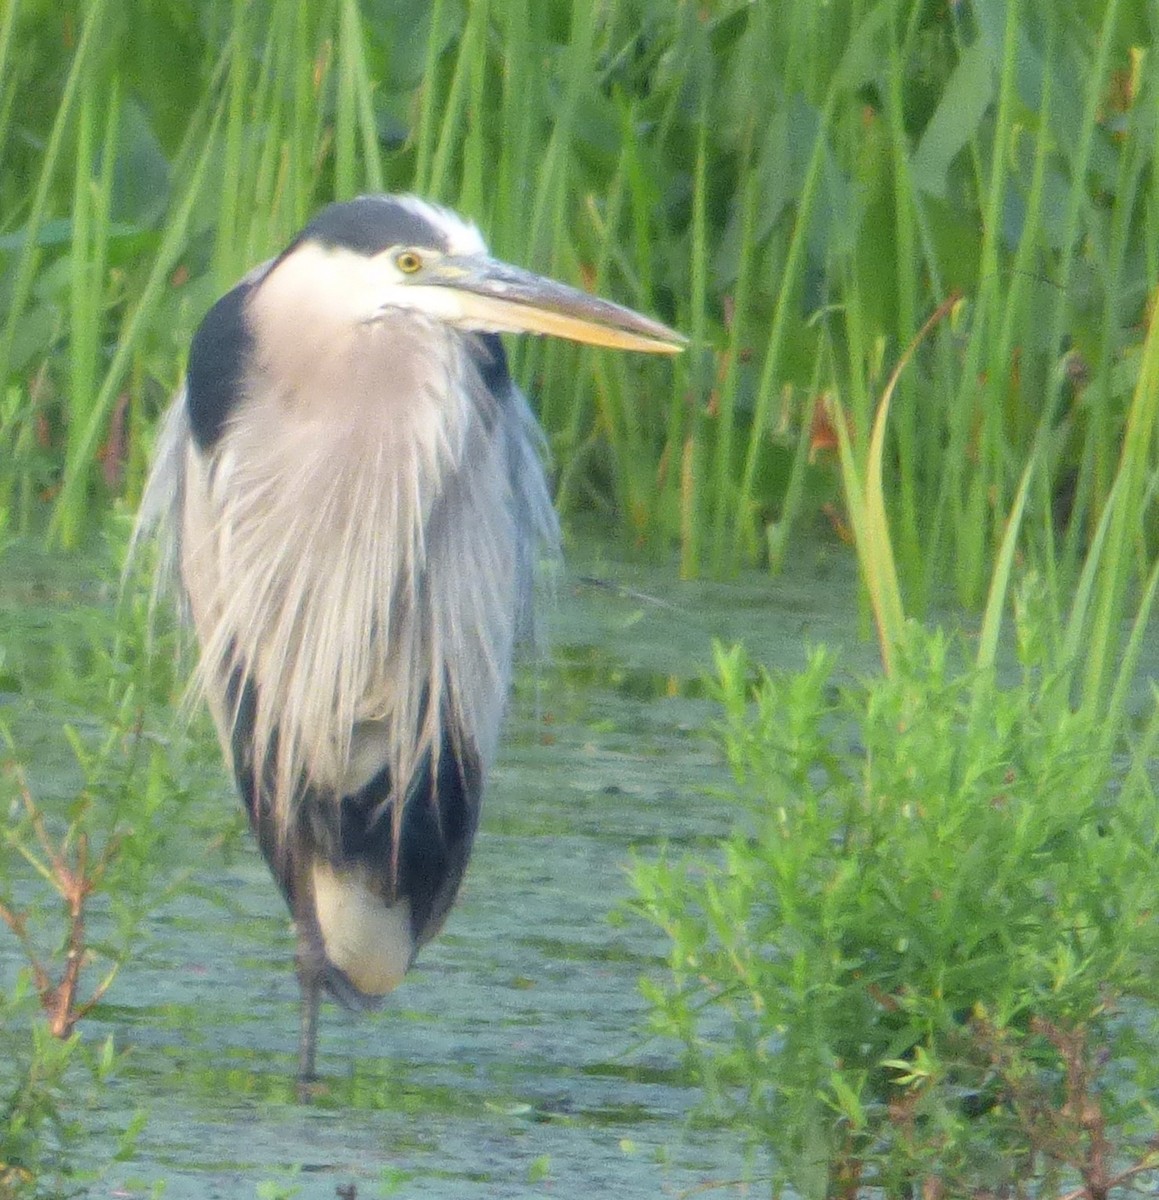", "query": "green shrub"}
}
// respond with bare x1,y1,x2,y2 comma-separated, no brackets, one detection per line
0,545,188,1196
634,616,1159,1197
